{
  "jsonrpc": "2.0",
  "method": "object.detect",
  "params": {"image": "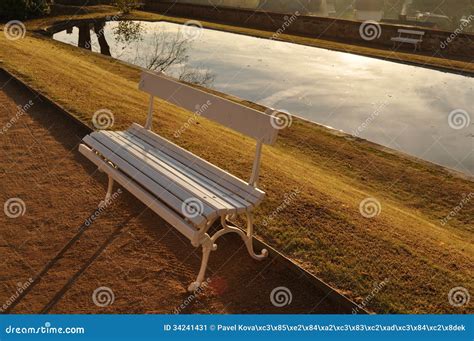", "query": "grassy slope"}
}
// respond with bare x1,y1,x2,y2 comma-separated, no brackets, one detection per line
0,7,472,313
